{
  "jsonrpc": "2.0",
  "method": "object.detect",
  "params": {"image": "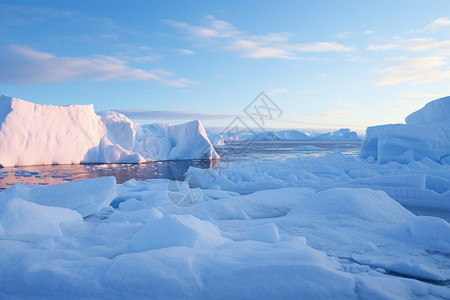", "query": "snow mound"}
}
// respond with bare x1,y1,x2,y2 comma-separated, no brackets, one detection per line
0,95,218,166
289,188,413,223
130,214,230,252
360,96,450,164
0,176,116,217
244,223,280,243
0,197,83,242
